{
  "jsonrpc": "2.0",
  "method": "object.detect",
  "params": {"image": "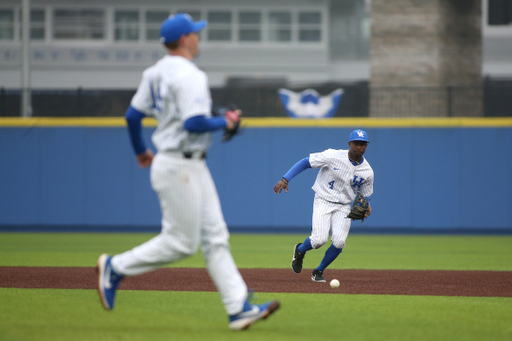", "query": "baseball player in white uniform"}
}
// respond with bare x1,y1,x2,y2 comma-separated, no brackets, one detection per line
274,129,374,282
96,13,279,331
